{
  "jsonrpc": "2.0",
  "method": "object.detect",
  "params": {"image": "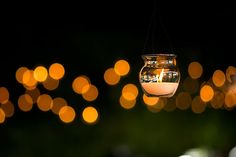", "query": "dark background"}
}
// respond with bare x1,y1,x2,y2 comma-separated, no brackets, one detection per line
1,1,236,157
